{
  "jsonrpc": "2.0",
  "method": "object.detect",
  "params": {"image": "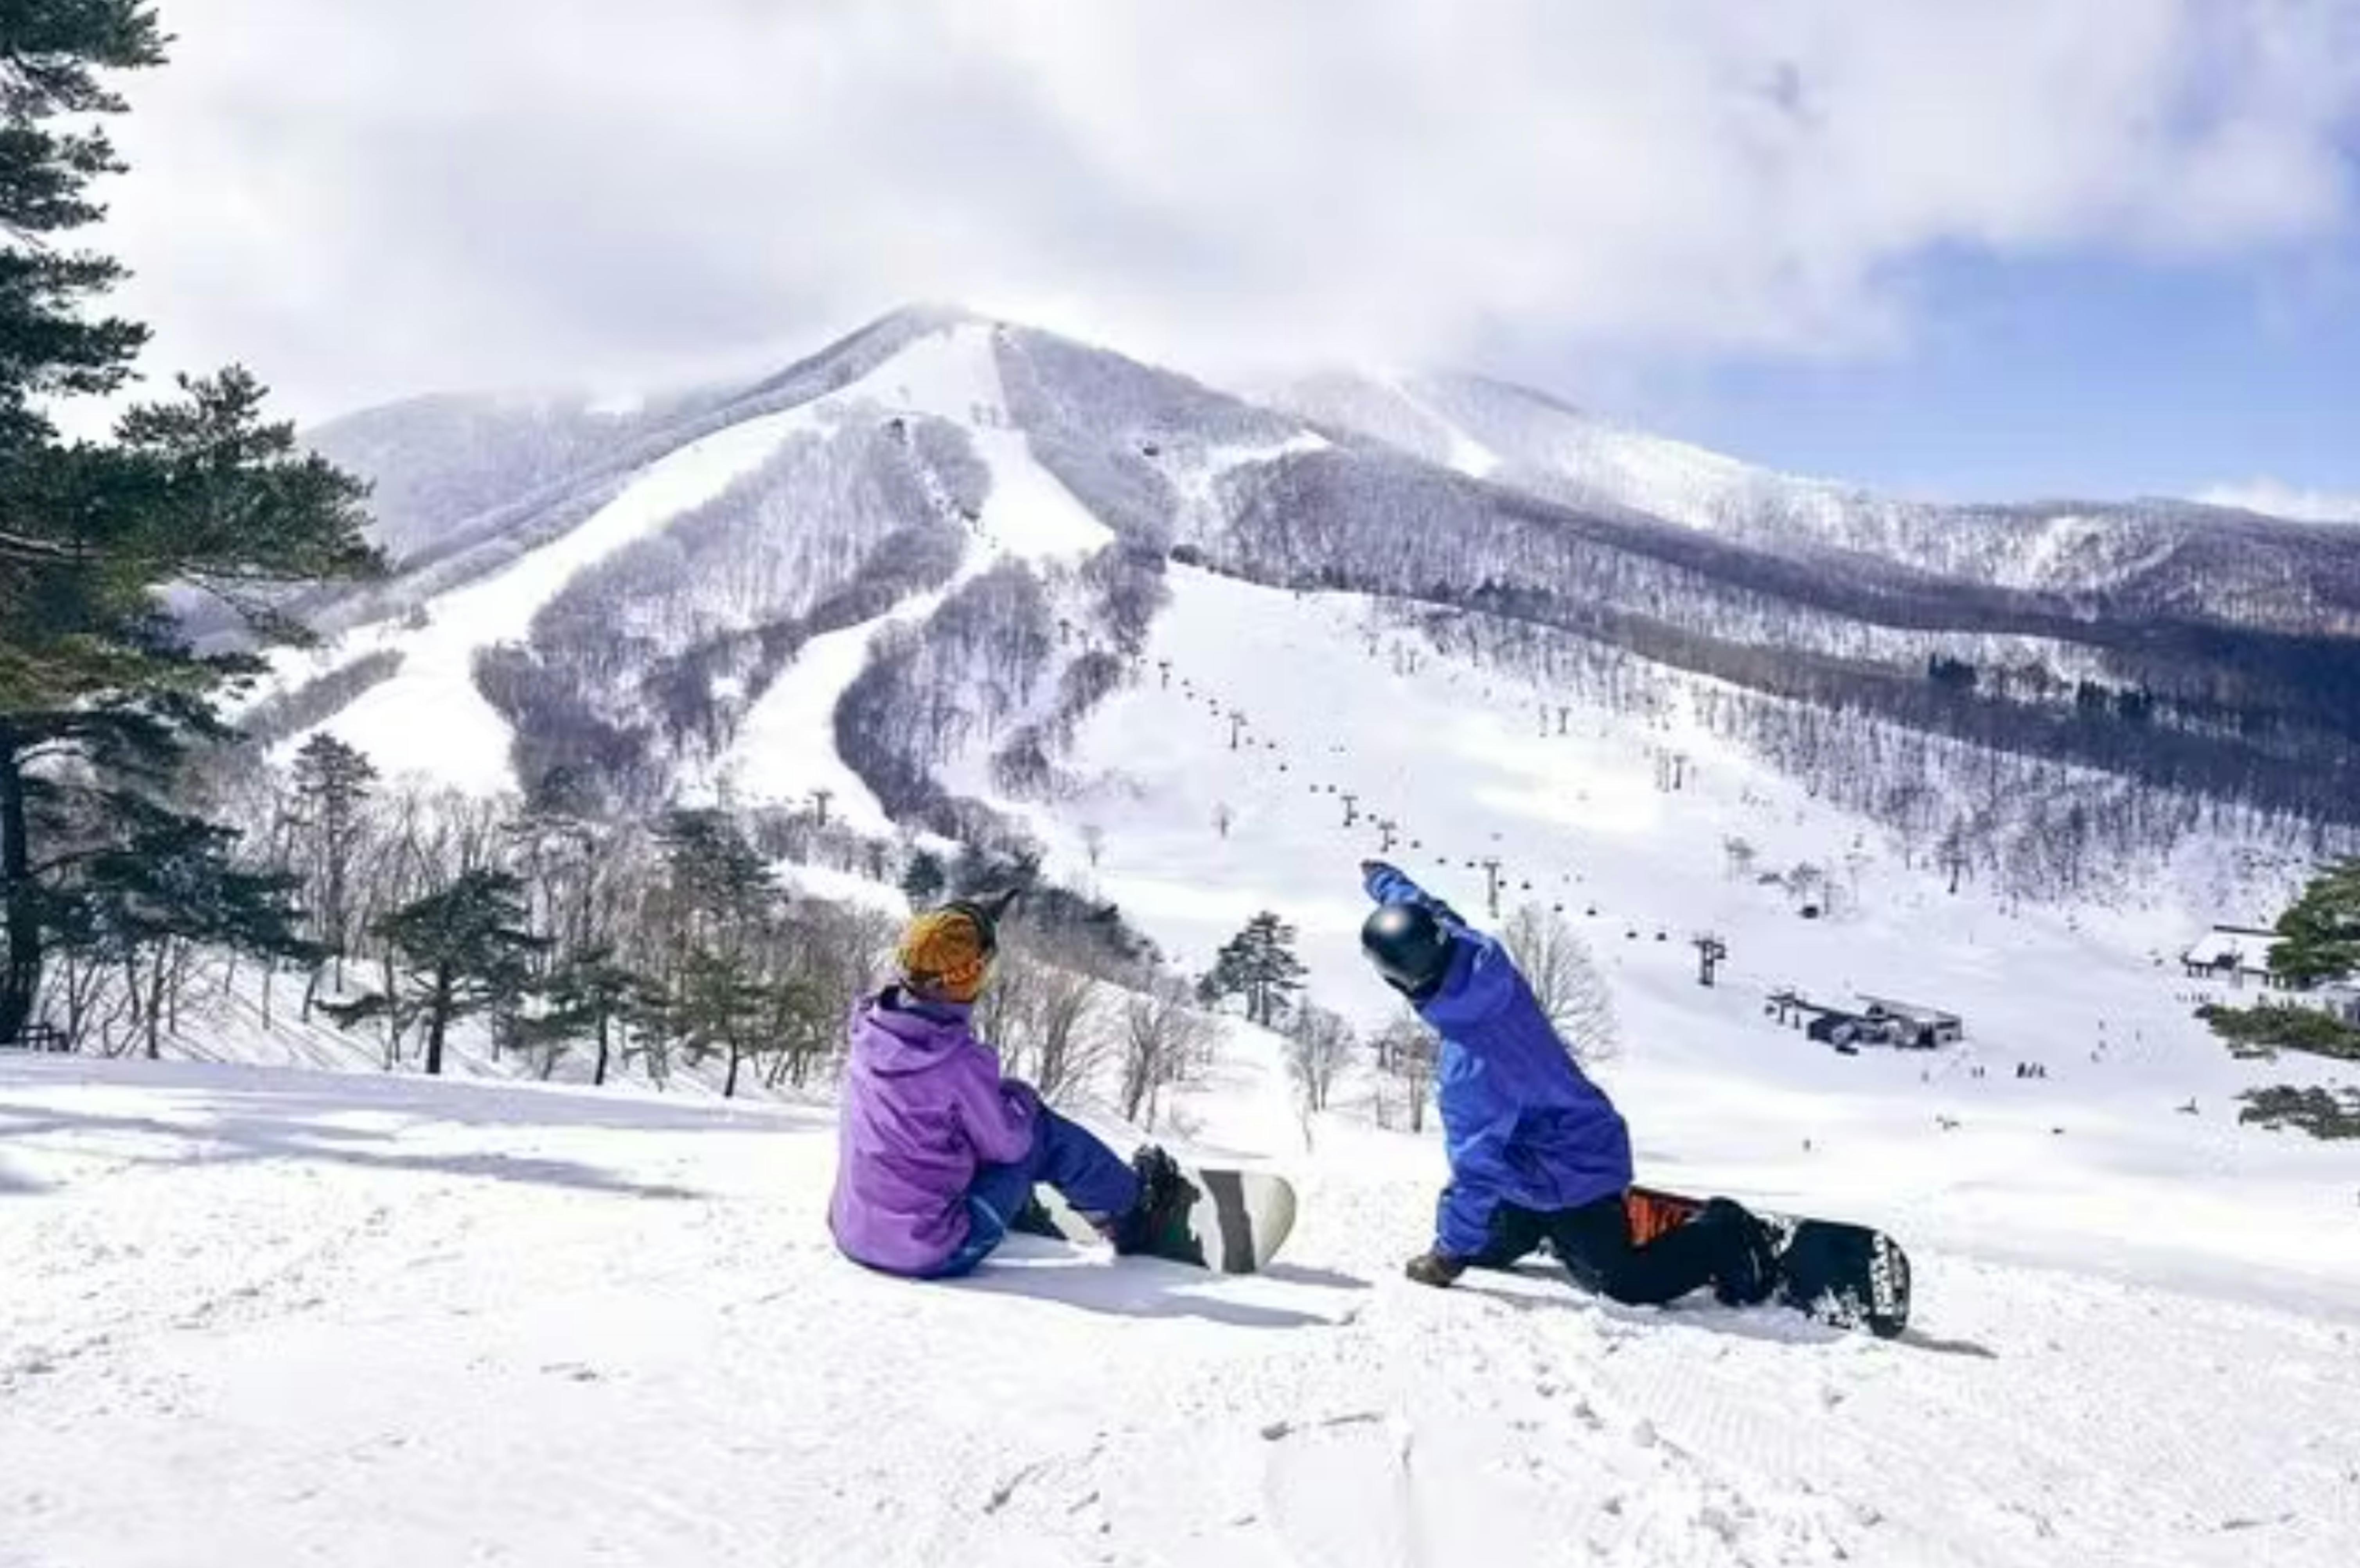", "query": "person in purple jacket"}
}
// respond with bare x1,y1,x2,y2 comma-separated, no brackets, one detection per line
829,894,1198,1278
1357,860,1780,1309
